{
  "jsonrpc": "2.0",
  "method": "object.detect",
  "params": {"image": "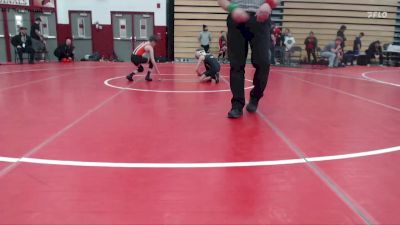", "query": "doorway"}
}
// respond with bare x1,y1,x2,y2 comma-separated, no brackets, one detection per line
70,11,93,61
111,12,154,62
